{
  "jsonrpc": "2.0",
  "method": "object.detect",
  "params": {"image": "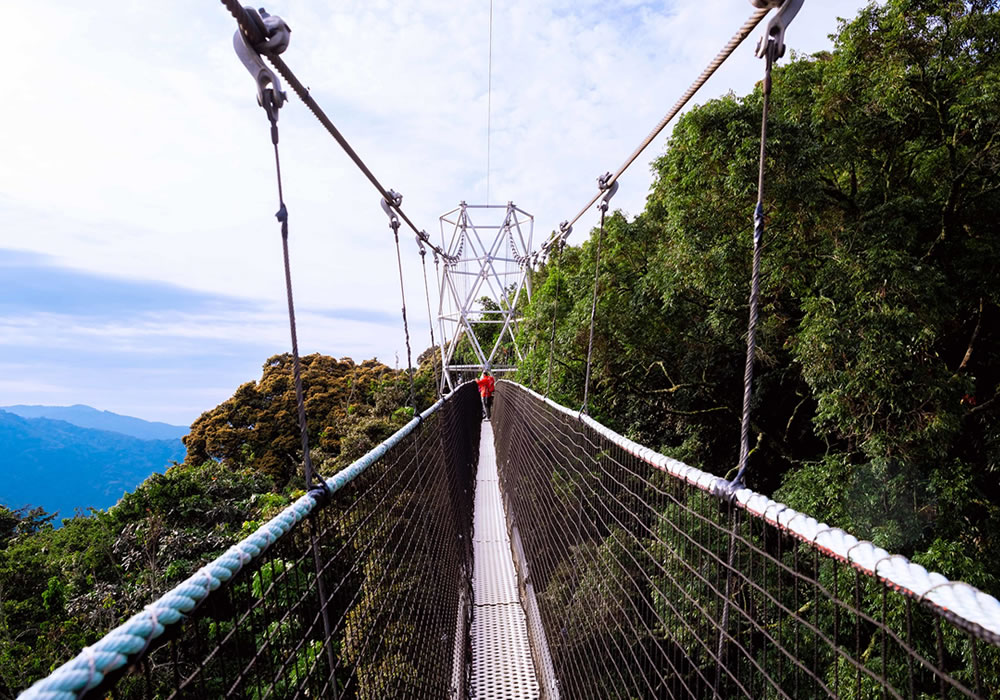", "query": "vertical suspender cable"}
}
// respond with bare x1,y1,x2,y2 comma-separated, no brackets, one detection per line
714,0,801,687
734,29,775,488
271,146,316,491
384,196,419,413
546,222,571,397
486,0,494,205
581,179,617,414
260,99,339,698
419,241,442,398
580,209,605,415
545,243,563,397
